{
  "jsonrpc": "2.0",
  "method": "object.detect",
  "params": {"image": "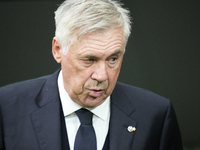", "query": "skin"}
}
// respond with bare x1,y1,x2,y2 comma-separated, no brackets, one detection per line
52,28,125,108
